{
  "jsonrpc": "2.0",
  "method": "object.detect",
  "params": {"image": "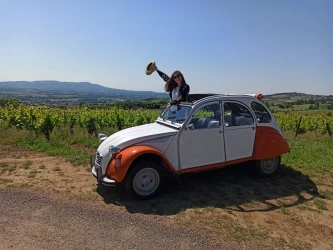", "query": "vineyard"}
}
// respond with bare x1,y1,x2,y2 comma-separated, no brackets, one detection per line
0,103,332,140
